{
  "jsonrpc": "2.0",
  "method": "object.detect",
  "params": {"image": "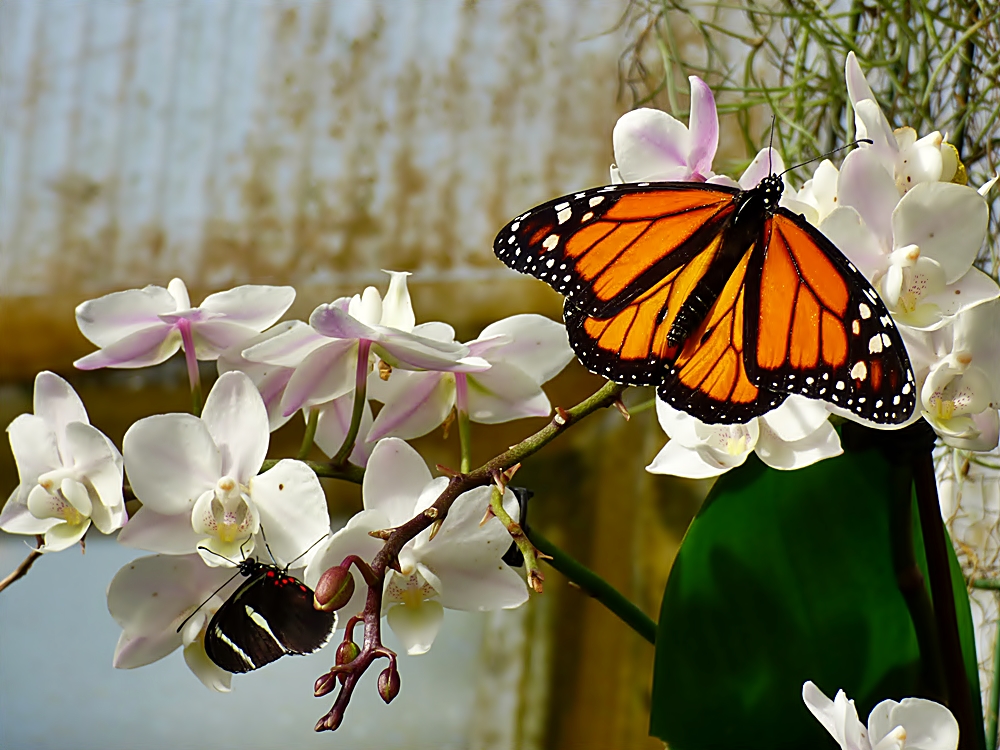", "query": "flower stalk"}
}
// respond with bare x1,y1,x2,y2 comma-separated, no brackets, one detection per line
177,319,203,416
332,341,372,466
455,374,472,473
0,536,45,594
489,480,545,593
297,408,319,460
